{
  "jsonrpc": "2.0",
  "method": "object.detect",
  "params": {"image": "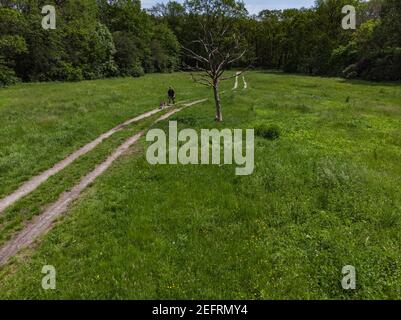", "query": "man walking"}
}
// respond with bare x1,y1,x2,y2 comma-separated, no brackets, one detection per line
168,86,176,105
